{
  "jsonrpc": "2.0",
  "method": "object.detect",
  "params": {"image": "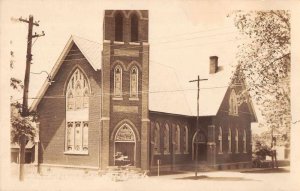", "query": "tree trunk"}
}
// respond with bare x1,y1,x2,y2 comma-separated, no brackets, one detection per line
19,134,26,181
